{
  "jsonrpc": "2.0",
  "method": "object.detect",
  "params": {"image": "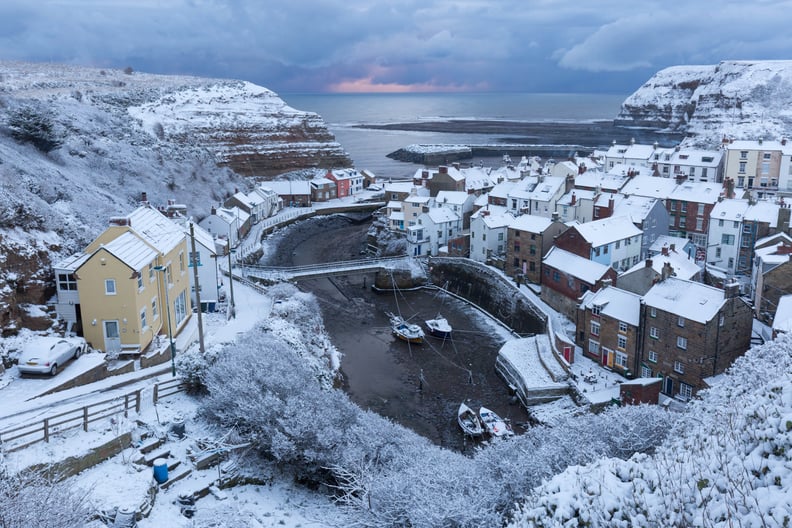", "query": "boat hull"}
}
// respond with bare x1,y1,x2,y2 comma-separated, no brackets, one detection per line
425,316,452,339
457,403,484,437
